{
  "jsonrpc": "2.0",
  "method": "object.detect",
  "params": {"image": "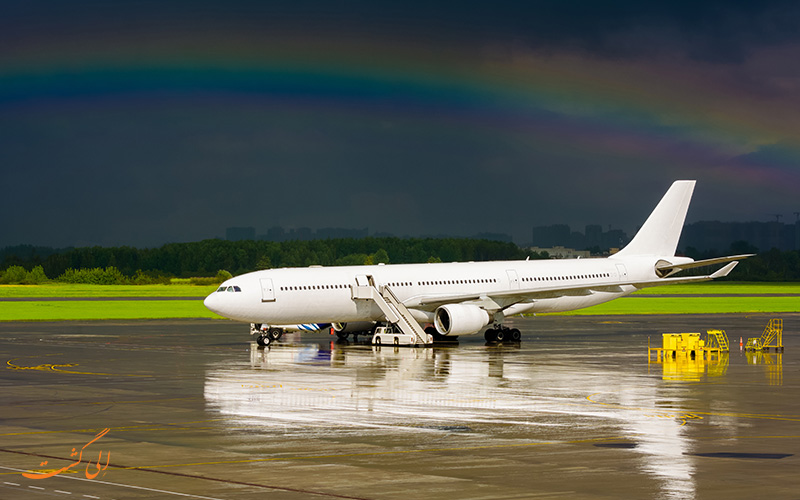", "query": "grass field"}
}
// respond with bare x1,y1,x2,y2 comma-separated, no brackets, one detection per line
547,296,799,315
631,282,800,295
0,282,797,321
0,283,217,298
0,300,222,321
